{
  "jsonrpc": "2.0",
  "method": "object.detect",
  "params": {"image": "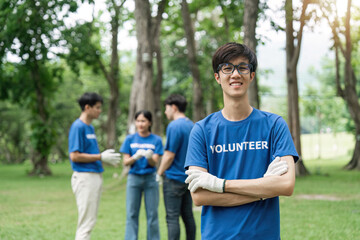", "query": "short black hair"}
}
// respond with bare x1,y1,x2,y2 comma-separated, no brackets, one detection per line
135,110,152,132
164,94,187,112
212,42,257,73
78,92,103,111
